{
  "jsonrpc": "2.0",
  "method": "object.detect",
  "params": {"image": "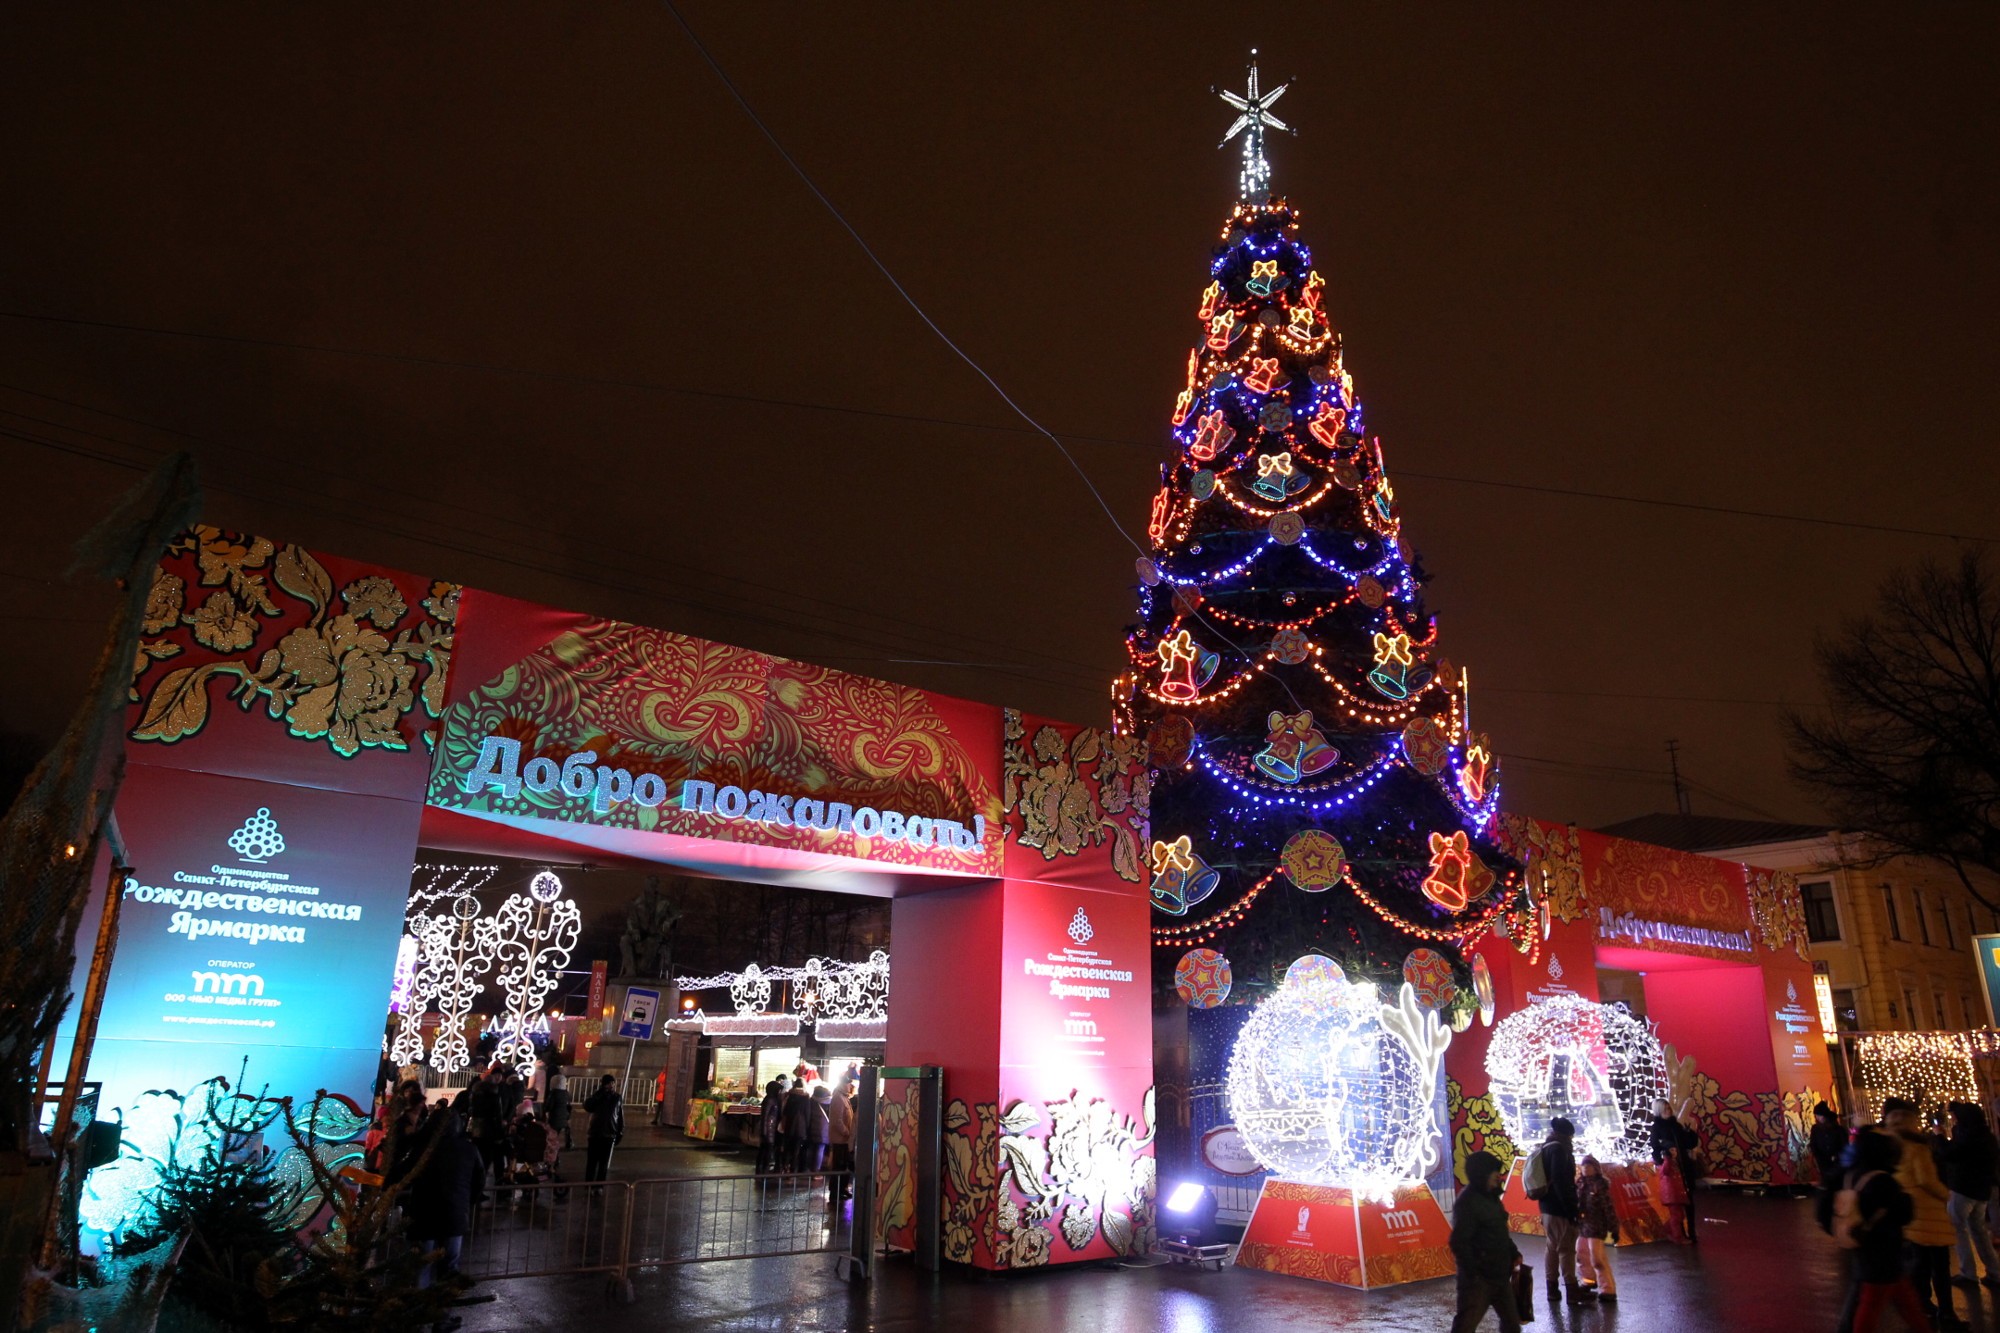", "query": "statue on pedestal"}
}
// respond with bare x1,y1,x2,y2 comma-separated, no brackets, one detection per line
618,876,681,981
